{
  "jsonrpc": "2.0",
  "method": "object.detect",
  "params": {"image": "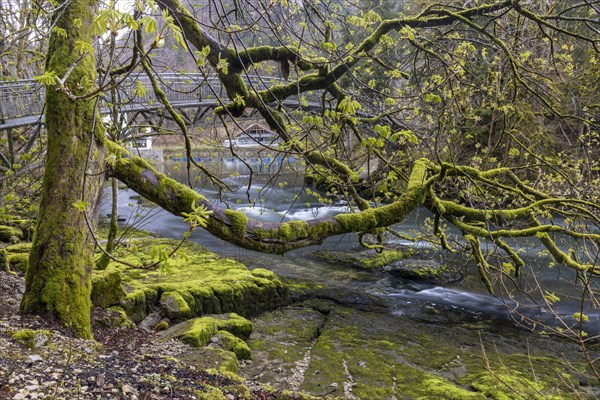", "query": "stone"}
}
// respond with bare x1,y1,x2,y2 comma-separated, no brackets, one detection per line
33,333,48,348
26,355,42,363
0,225,23,242
139,312,163,333
160,291,192,320
91,268,126,308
